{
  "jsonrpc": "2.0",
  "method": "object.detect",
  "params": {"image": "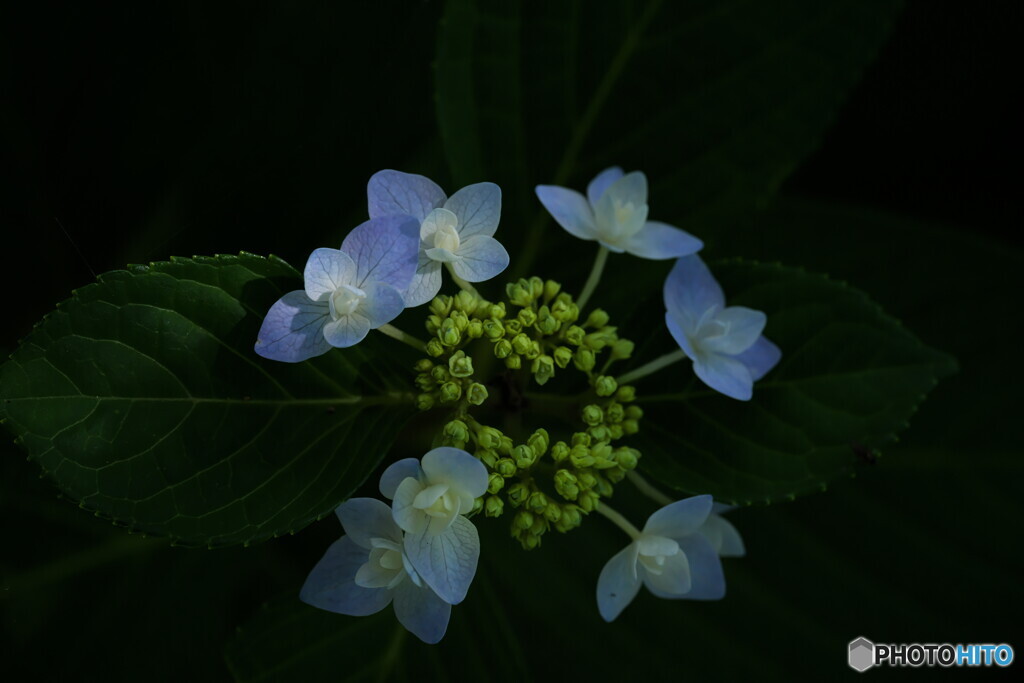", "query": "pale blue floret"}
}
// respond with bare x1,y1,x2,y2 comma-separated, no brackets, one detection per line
701,503,746,557
597,495,726,622
367,170,510,307
534,166,703,259
300,498,452,644
663,254,782,400
380,447,489,605
254,214,419,362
